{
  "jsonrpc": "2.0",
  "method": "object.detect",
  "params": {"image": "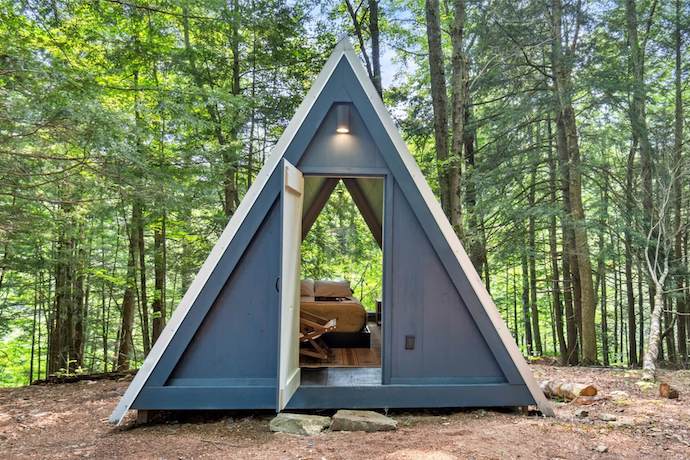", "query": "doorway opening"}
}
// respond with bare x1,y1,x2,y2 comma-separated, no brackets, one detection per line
298,176,384,386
